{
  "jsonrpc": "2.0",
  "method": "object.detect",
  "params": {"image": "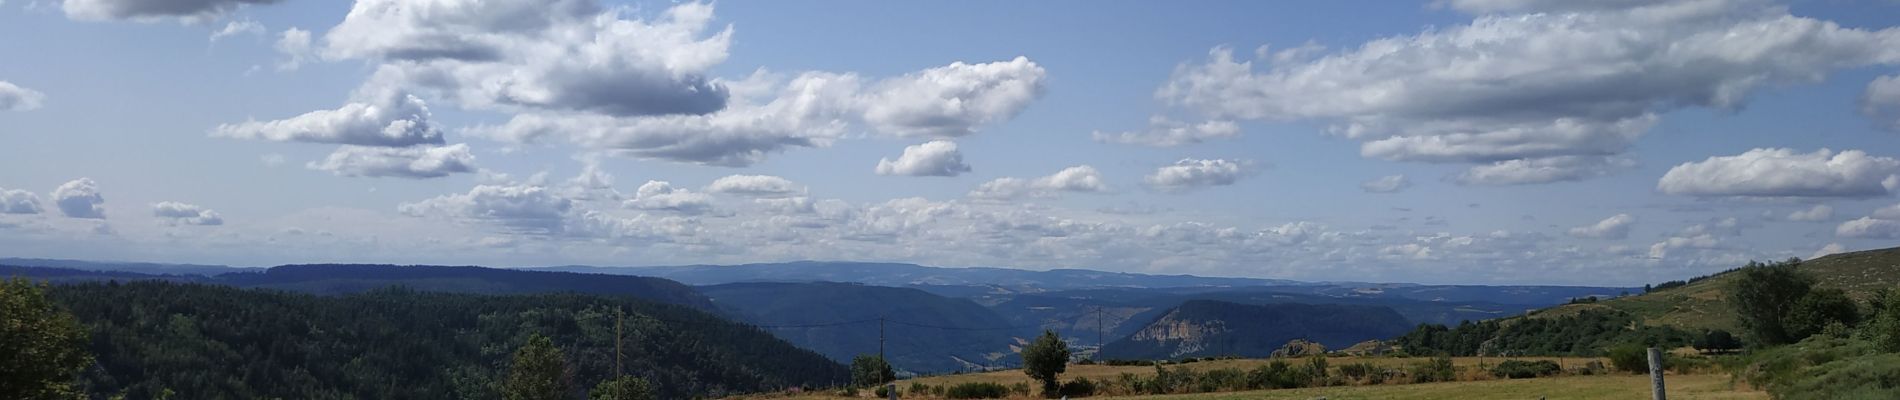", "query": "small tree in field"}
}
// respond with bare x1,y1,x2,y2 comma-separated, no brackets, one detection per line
1729,260,1814,346
504,334,572,400
1021,330,1071,398
849,355,895,388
